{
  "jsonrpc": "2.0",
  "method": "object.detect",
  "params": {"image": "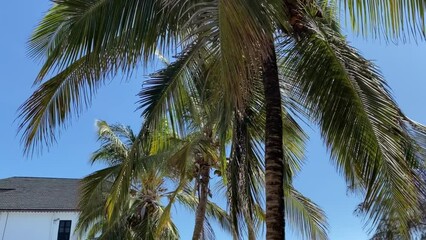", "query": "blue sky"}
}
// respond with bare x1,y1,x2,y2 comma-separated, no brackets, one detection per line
1,1,425,239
